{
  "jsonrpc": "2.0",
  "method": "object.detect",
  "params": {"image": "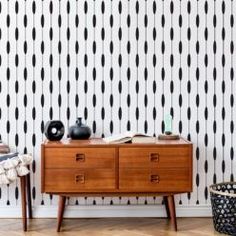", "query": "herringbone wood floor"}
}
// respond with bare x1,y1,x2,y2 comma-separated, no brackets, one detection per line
0,218,220,236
